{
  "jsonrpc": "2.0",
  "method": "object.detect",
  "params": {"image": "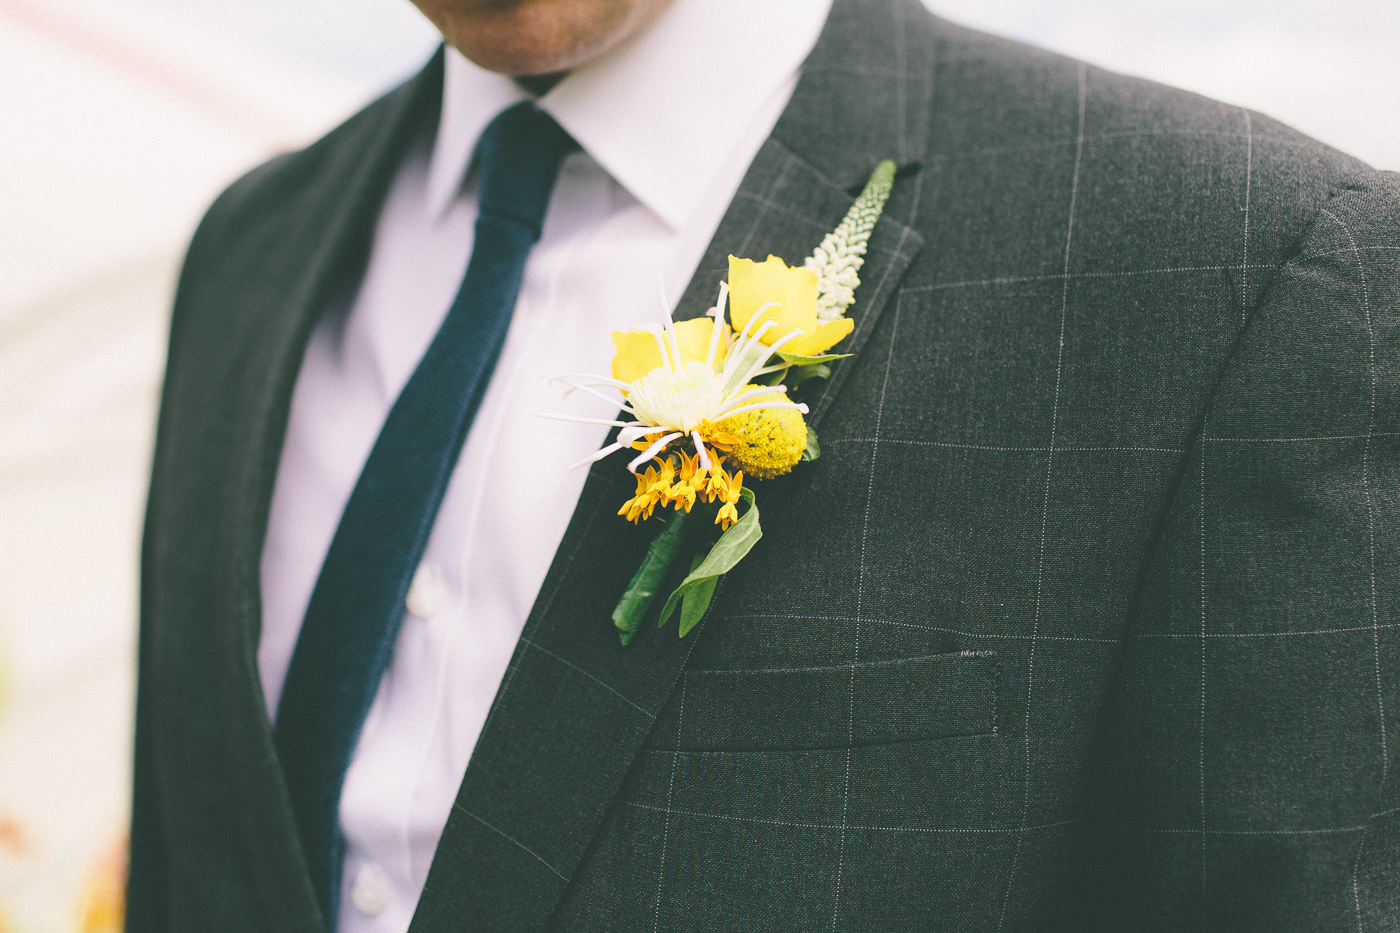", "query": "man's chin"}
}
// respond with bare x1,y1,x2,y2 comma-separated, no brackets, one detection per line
442,25,596,77
412,0,673,77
